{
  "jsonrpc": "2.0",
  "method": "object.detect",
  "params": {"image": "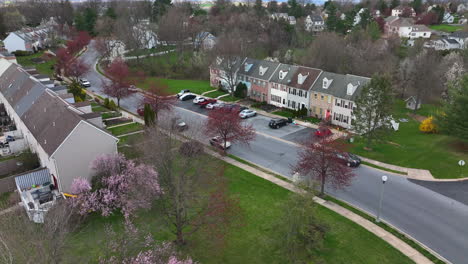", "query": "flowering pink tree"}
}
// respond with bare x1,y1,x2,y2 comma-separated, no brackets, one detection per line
103,58,132,106
70,154,160,219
